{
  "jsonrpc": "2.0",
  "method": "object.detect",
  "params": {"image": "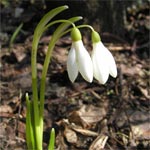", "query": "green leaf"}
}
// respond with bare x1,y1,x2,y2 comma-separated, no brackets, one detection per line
9,23,23,51
48,128,55,150
34,5,68,40
26,93,35,149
